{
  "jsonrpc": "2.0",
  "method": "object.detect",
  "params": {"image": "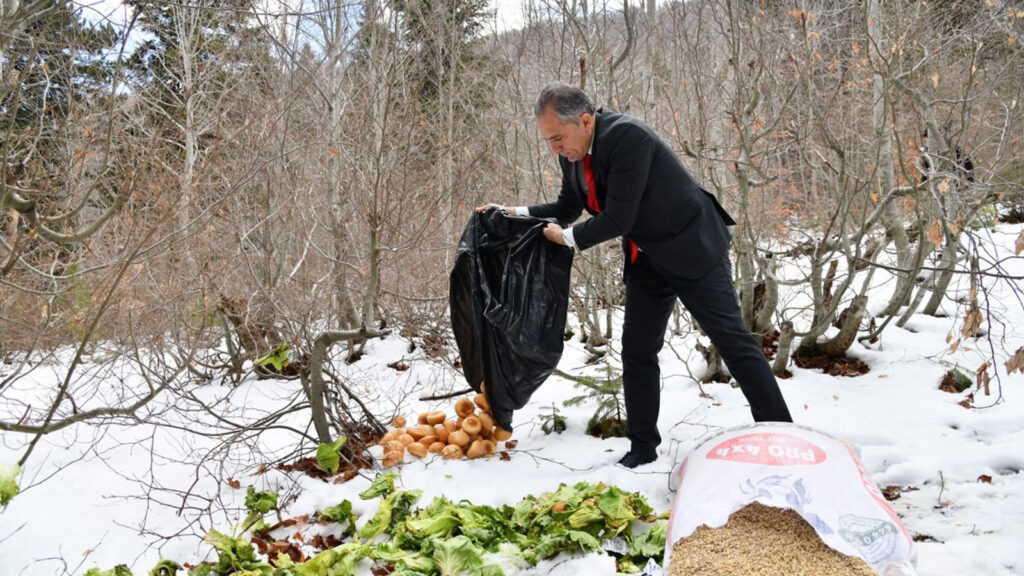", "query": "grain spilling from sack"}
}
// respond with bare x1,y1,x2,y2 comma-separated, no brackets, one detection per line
668,502,877,576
